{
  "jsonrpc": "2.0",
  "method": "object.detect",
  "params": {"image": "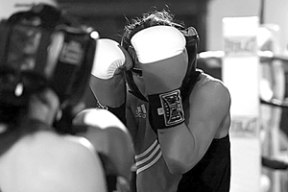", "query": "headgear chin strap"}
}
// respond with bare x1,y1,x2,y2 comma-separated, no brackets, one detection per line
0,4,98,133
122,24,199,102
